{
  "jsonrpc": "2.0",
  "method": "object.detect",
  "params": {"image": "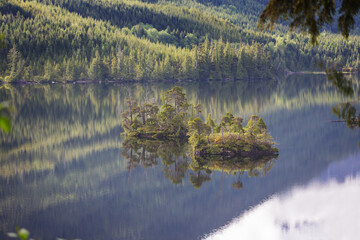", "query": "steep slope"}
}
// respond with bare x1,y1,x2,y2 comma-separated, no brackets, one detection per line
0,0,275,82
